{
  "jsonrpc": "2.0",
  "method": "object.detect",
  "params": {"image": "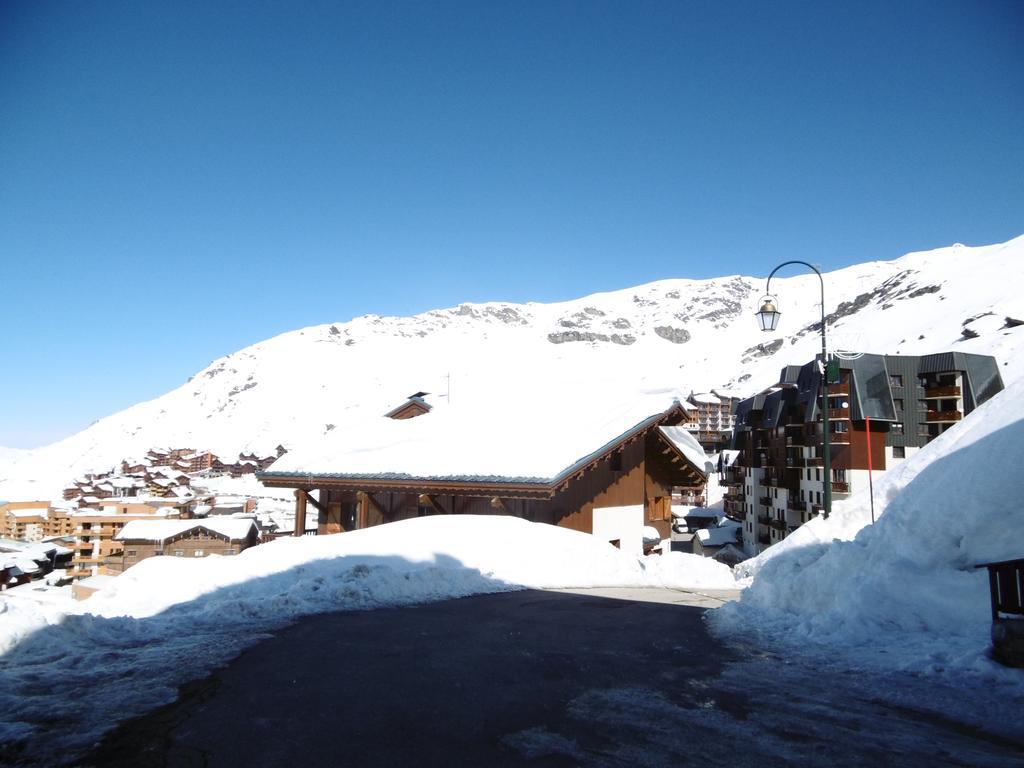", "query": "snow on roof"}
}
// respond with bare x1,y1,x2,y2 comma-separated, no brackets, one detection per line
696,524,741,547
690,392,721,405
266,391,689,484
10,509,47,518
718,449,741,467
657,426,713,476
671,505,717,520
0,539,58,559
76,574,119,590
116,518,258,542
214,496,248,506
711,388,743,400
